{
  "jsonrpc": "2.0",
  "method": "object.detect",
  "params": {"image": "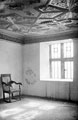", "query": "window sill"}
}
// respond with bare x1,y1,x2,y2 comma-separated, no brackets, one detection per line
40,78,73,82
